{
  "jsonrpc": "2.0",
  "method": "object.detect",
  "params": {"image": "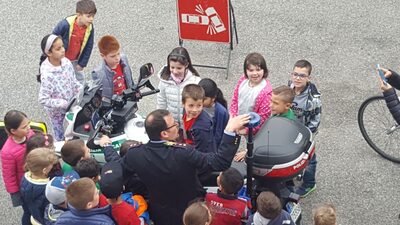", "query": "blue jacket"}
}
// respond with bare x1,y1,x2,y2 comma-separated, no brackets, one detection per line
55,204,115,225
212,102,229,148
53,15,94,68
184,110,216,153
20,172,49,224
91,54,134,100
